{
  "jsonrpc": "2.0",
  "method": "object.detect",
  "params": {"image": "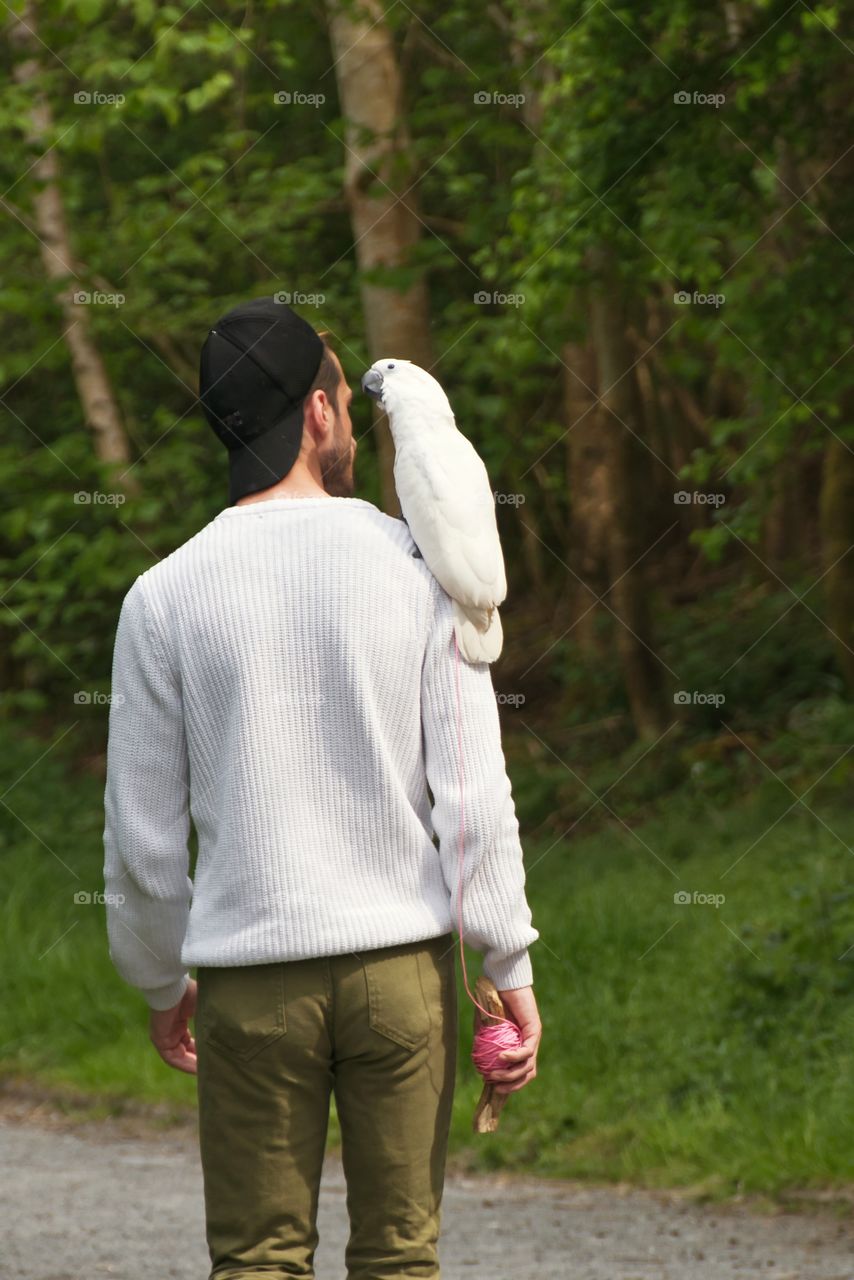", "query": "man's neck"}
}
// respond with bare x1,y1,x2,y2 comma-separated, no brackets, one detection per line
235,474,331,506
